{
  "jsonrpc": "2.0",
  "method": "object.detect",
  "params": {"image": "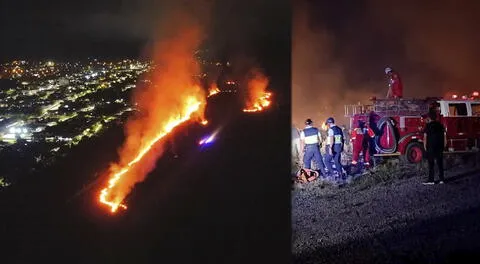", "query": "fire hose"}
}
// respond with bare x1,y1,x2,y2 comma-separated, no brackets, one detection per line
374,117,398,154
